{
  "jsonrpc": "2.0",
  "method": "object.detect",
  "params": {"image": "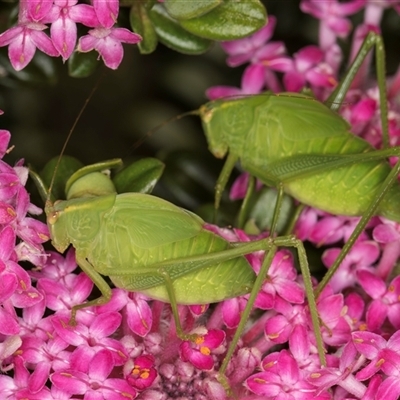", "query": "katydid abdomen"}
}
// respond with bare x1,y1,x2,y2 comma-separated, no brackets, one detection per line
200,93,400,221
48,191,256,305
110,227,254,304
